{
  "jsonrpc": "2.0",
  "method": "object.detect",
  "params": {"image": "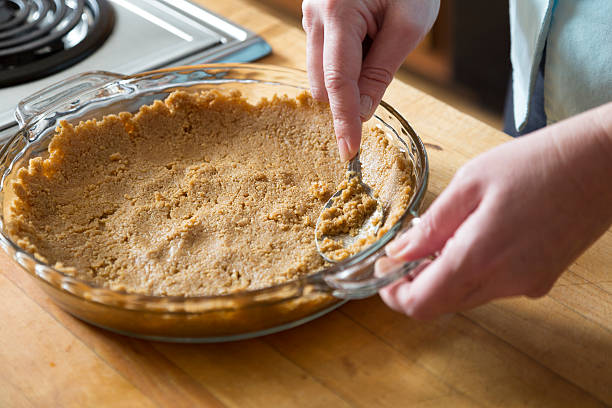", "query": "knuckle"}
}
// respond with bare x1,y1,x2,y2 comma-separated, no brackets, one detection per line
417,214,437,243
453,164,475,184
323,68,351,92
301,3,315,30
322,0,342,16
526,280,554,298
360,66,394,89
331,115,354,134
452,166,483,200
395,22,420,41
